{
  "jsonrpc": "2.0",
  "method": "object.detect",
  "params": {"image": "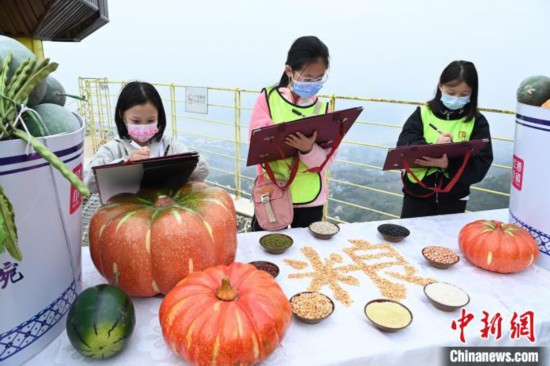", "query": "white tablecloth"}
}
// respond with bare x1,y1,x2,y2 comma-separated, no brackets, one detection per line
26,209,550,366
